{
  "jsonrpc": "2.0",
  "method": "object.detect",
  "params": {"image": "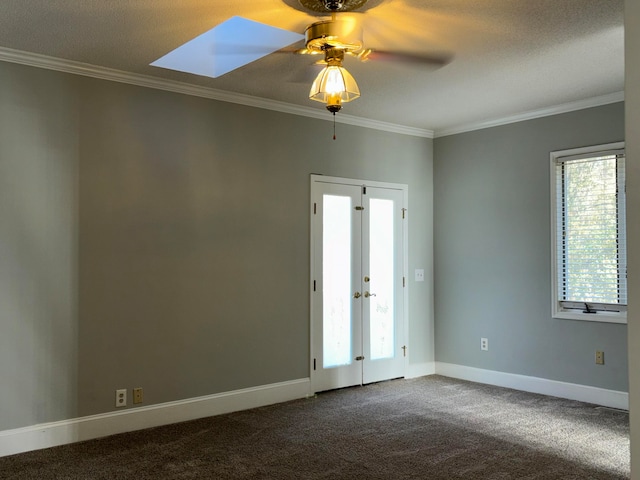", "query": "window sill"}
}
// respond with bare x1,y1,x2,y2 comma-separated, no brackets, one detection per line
553,310,627,324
